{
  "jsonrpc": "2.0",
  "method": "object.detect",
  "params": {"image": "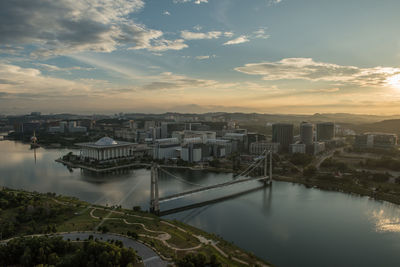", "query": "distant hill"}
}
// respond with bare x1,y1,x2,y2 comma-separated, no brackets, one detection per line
349,119,400,135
